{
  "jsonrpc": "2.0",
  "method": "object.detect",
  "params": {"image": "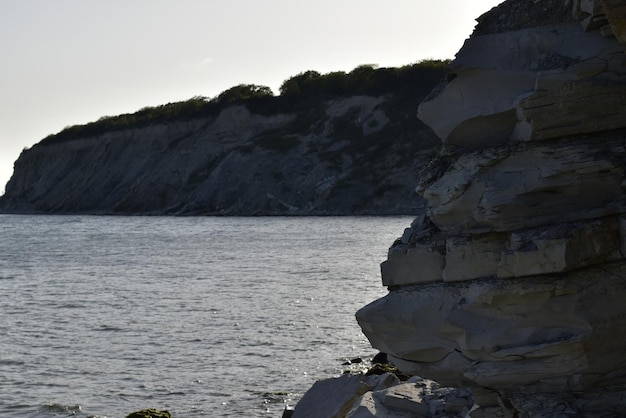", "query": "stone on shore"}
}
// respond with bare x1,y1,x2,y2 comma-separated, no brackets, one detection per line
292,372,473,418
